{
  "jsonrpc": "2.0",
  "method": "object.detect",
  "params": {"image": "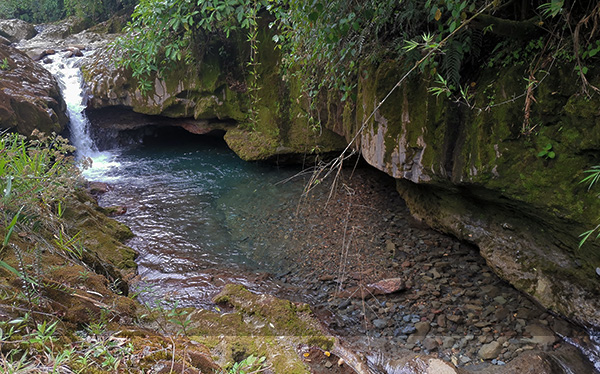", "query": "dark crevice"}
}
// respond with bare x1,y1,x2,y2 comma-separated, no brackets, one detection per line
441,103,464,179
